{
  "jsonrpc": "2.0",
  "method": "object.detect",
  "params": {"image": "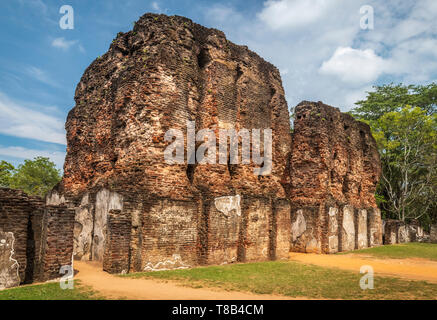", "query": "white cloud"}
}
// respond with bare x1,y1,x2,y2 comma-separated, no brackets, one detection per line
18,0,48,14
78,44,86,53
202,0,437,111
25,66,60,87
0,146,65,169
258,0,339,30
205,5,244,24
151,2,161,12
0,93,66,145
319,47,386,84
51,37,78,50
